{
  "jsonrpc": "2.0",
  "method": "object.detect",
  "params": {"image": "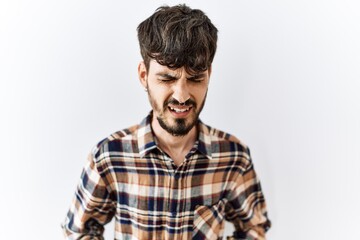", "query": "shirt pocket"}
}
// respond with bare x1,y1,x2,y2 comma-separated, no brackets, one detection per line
192,199,227,240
